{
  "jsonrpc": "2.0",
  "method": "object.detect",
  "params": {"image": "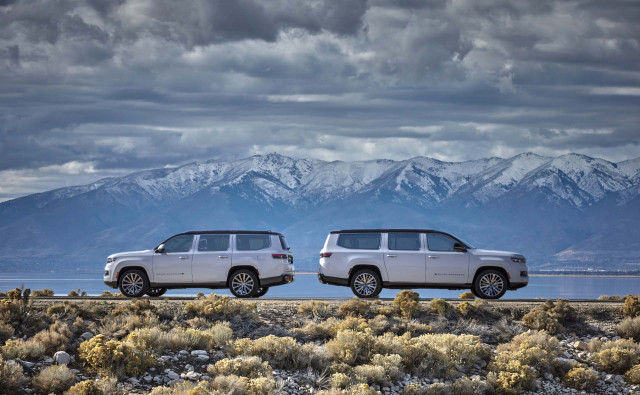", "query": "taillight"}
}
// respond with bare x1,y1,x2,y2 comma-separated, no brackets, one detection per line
320,252,333,258
272,254,287,259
